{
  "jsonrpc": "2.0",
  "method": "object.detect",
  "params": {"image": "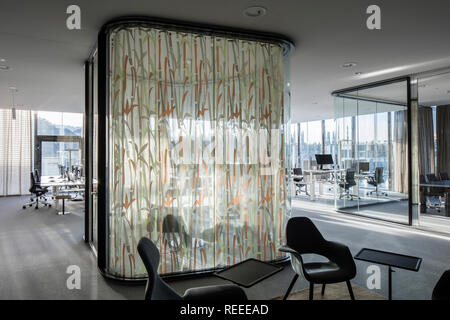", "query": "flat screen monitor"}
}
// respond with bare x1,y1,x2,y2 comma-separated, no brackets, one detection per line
358,162,370,173
315,154,333,169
